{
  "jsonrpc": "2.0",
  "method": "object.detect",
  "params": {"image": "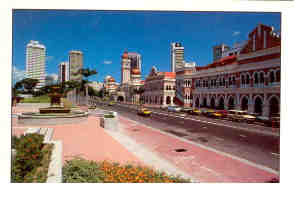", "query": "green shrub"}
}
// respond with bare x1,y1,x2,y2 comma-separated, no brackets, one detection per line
62,157,104,183
11,135,20,149
11,133,46,182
